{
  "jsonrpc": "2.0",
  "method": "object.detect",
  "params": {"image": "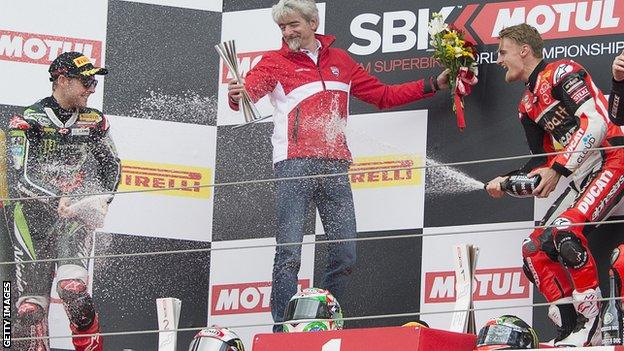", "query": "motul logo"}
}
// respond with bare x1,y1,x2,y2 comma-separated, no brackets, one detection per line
471,0,622,45
211,280,310,315
220,51,266,84
0,30,102,66
424,268,530,303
